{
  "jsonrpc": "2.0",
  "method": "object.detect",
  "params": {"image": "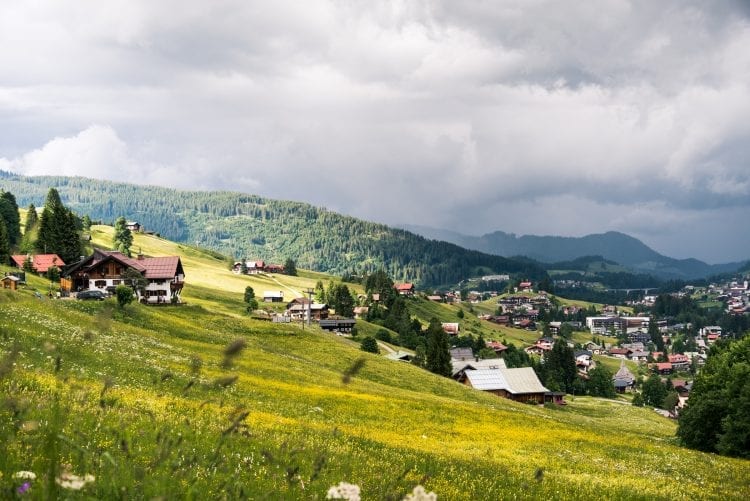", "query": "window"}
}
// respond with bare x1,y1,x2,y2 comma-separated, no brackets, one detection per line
94,280,106,288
